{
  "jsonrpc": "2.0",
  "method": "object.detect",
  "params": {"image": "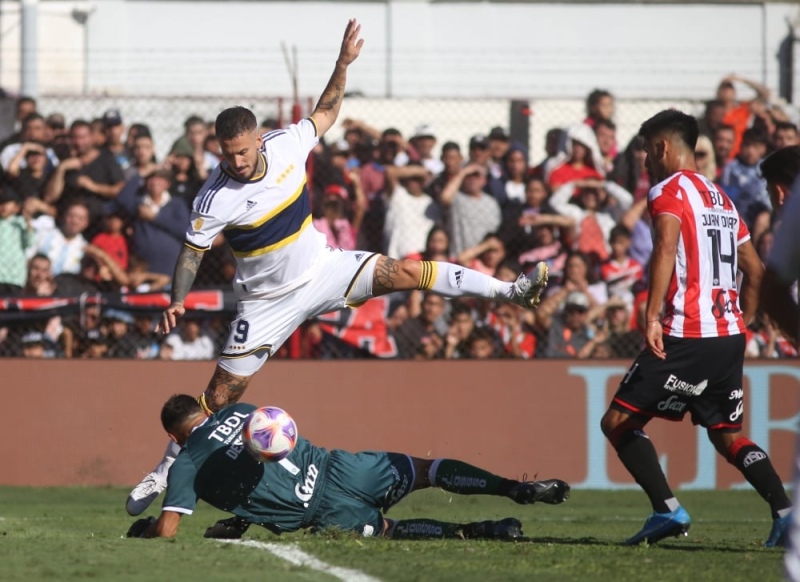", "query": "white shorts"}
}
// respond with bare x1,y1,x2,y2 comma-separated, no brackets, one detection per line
217,249,380,376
